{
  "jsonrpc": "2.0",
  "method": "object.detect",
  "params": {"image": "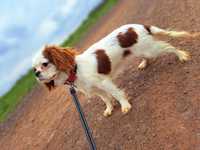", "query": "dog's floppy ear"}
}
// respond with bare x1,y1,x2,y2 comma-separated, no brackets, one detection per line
43,45,77,73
